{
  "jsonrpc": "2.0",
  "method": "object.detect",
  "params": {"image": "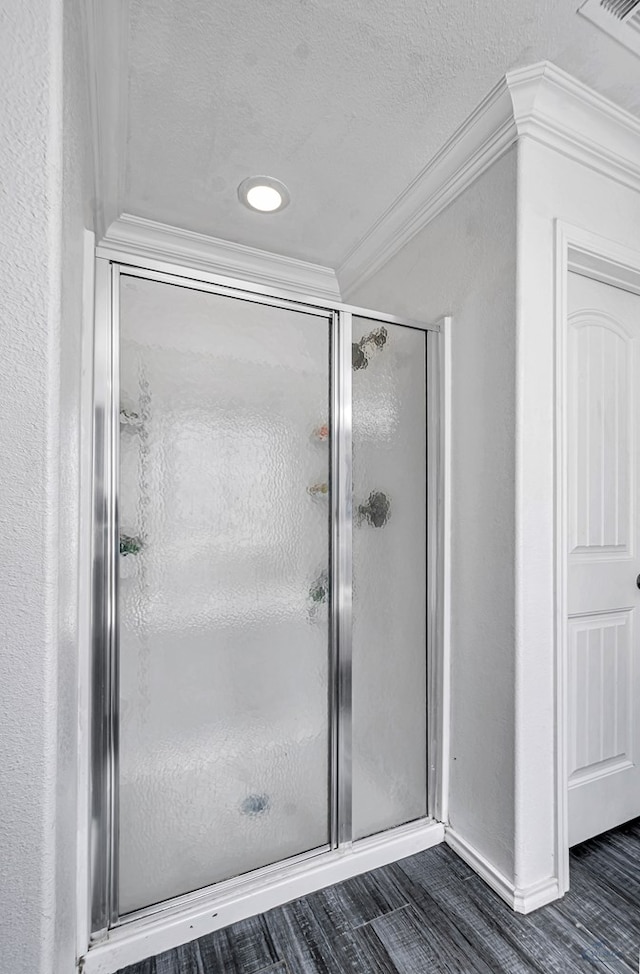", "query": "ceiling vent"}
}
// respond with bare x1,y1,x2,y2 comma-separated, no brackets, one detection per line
579,0,640,56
